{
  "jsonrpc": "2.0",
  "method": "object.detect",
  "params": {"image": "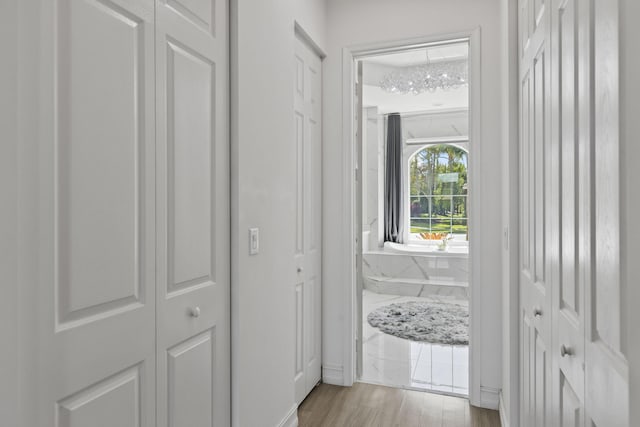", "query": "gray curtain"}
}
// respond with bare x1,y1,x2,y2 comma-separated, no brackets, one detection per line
384,113,404,243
